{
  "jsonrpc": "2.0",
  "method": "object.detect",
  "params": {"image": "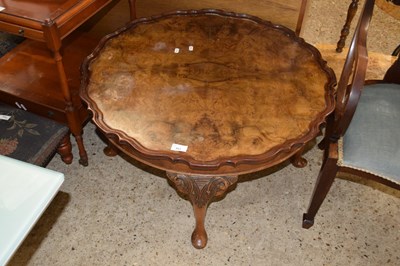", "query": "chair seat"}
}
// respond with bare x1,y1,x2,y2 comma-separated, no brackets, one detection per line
0,103,69,166
338,83,400,185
